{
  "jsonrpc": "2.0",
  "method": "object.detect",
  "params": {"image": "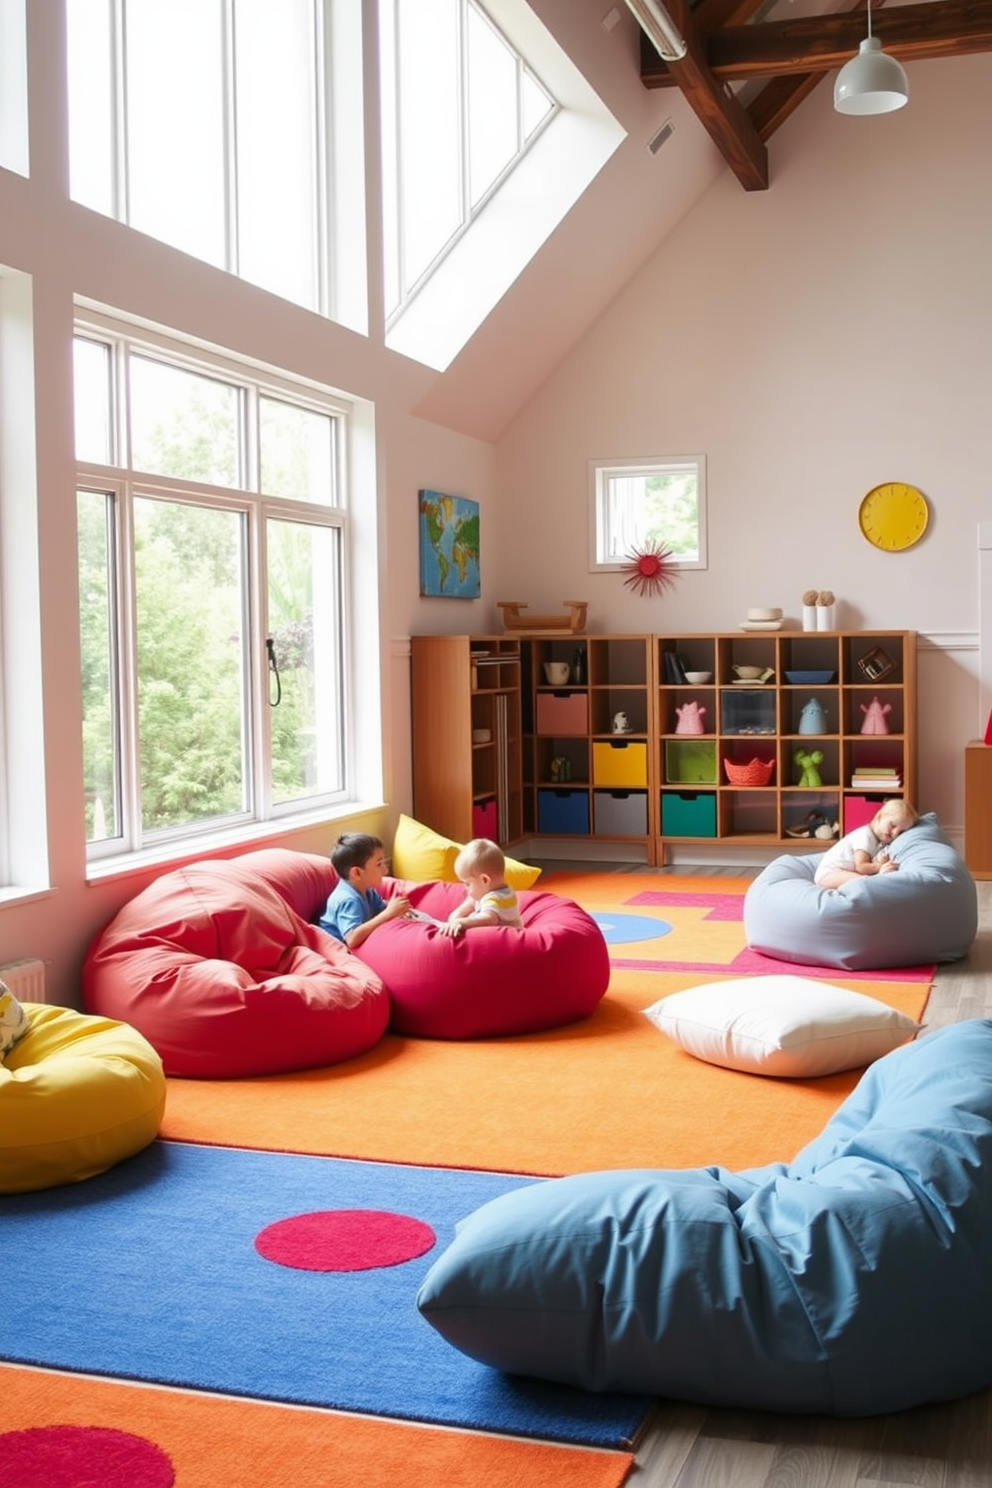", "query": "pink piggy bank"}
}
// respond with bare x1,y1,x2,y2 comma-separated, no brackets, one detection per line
675,701,706,735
